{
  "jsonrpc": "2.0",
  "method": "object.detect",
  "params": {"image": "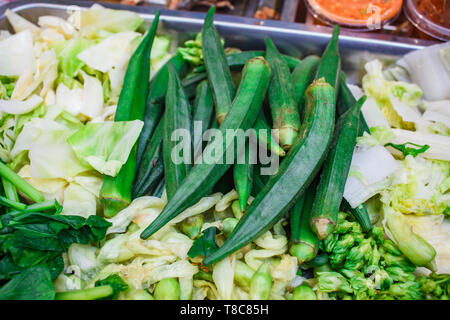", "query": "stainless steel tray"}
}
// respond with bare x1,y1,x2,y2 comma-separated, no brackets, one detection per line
0,0,434,83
